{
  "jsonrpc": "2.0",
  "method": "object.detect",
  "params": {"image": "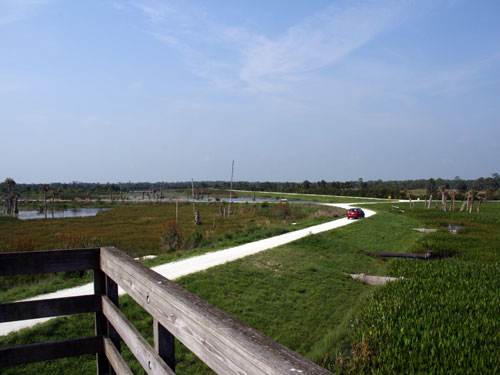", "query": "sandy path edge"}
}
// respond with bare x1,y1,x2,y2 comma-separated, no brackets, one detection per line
0,203,375,336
